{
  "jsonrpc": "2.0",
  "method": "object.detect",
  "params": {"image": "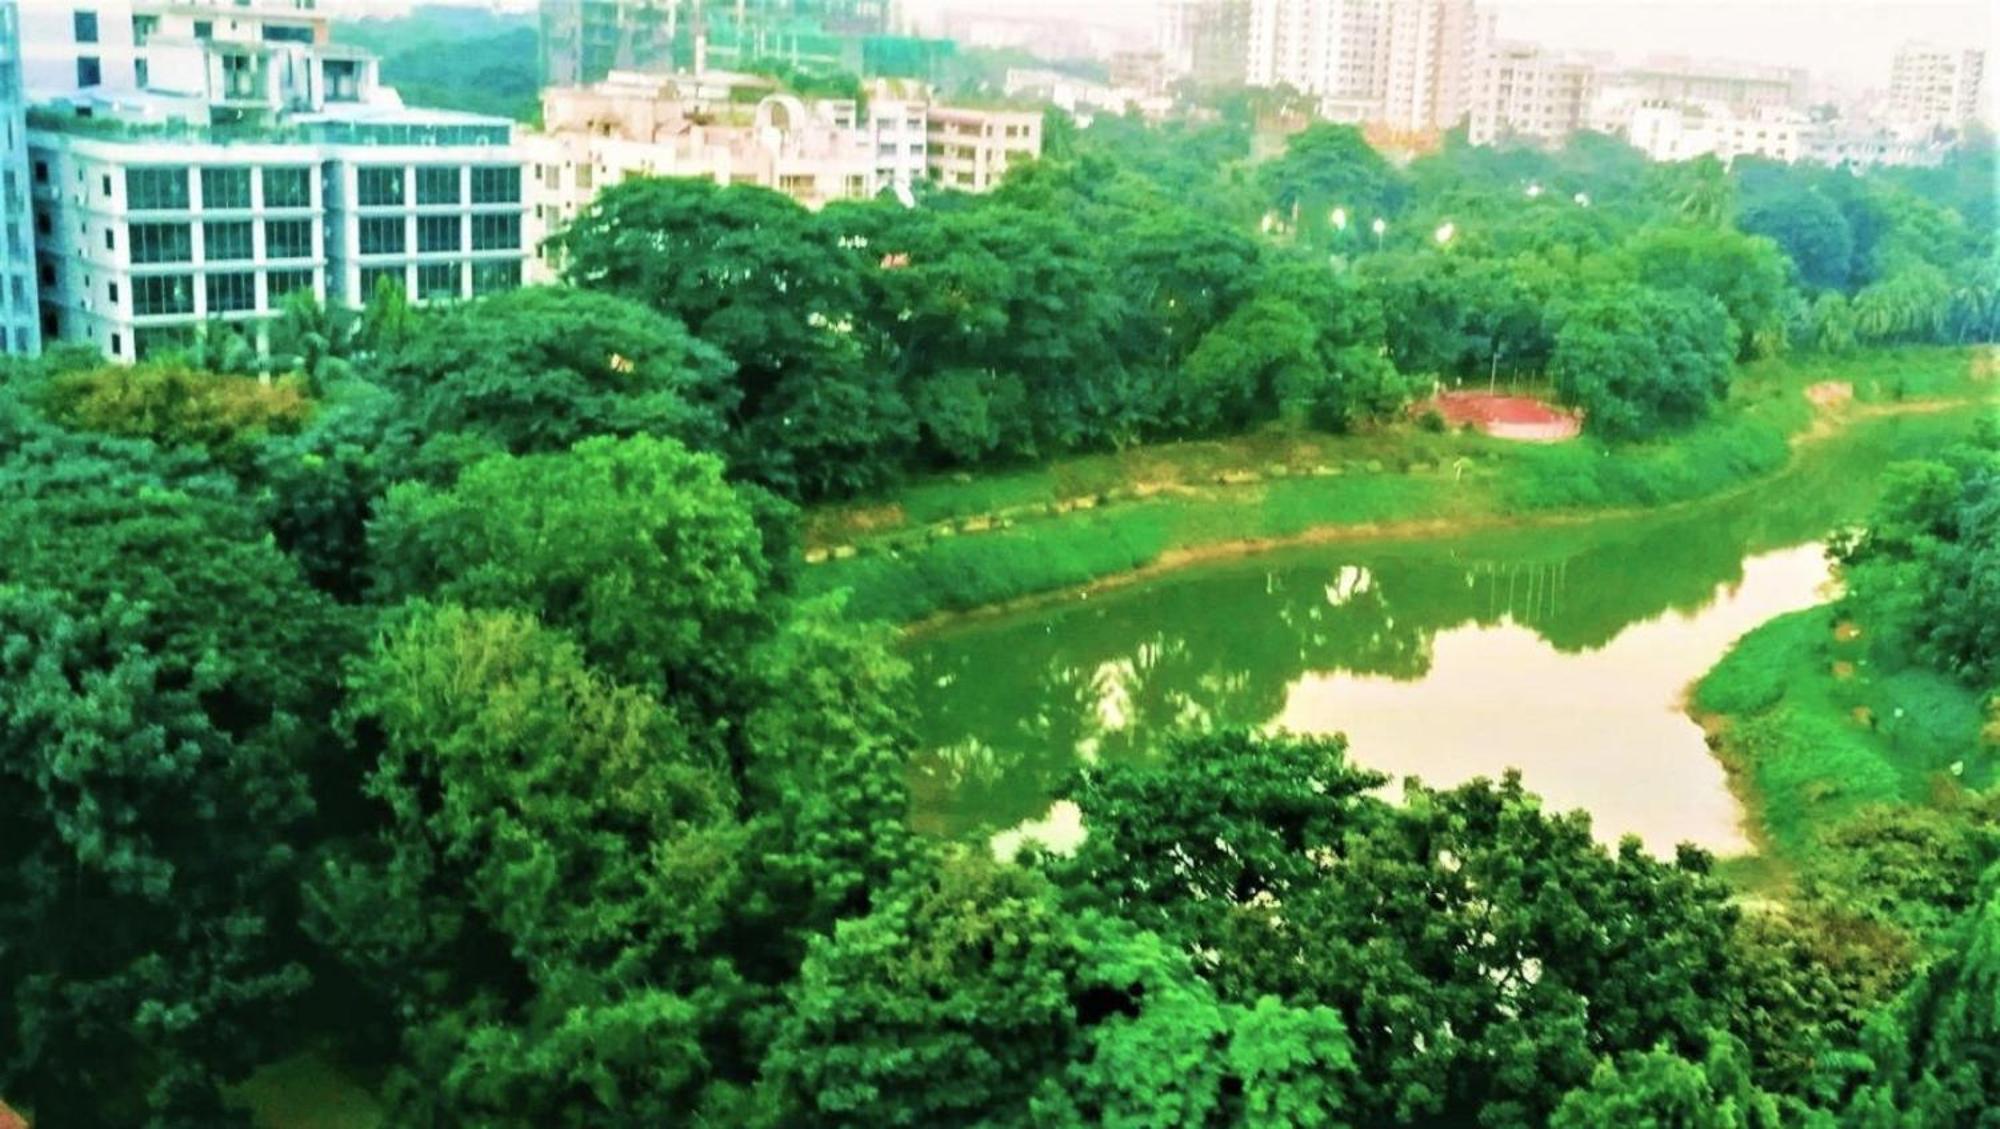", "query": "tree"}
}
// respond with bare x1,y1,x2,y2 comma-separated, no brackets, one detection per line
0,485,348,1126
373,286,733,458
1055,730,1746,1128
1614,225,1791,359
311,603,744,1127
1551,285,1736,440
1257,123,1405,241
1551,1035,1784,1129
1843,864,2000,1126
369,435,772,712
1739,187,1854,292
